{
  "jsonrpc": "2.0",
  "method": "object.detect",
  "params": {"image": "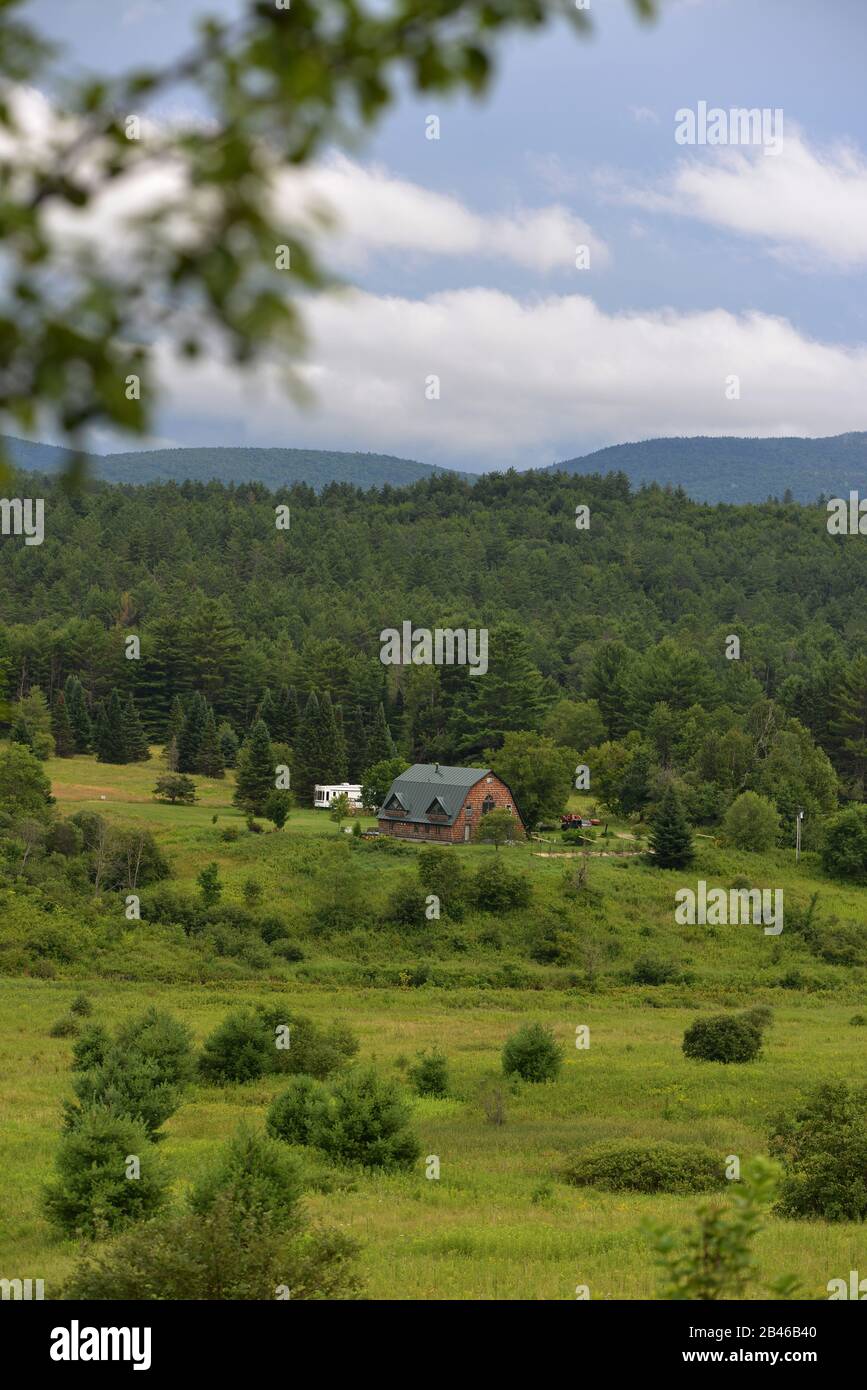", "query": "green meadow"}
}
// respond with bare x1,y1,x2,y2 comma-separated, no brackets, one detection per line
1,751,865,1299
